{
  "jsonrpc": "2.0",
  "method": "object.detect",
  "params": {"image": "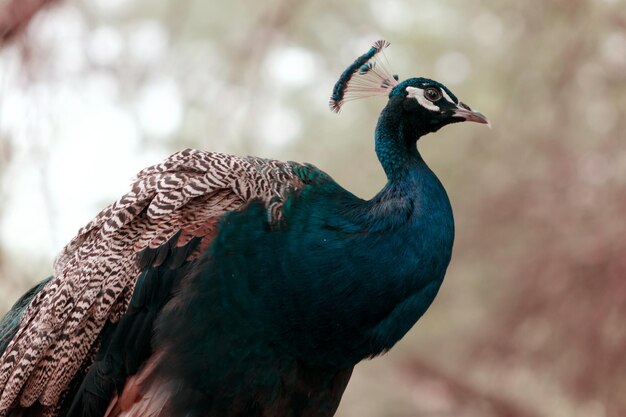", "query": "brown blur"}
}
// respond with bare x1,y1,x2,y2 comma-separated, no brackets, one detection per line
0,0,624,416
